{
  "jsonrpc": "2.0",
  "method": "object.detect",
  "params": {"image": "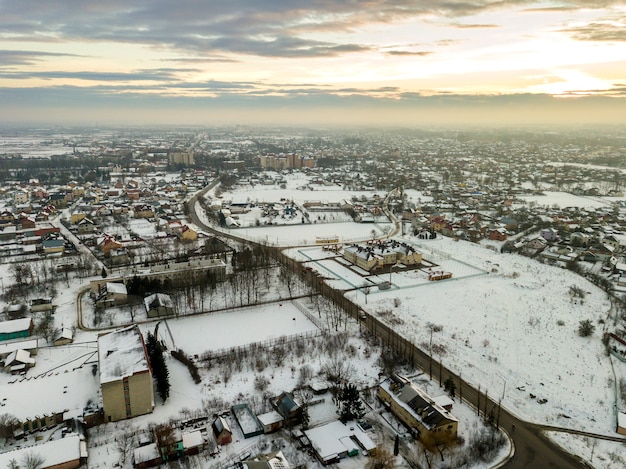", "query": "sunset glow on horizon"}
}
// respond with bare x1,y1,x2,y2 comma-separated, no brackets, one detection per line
1,1,625,126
